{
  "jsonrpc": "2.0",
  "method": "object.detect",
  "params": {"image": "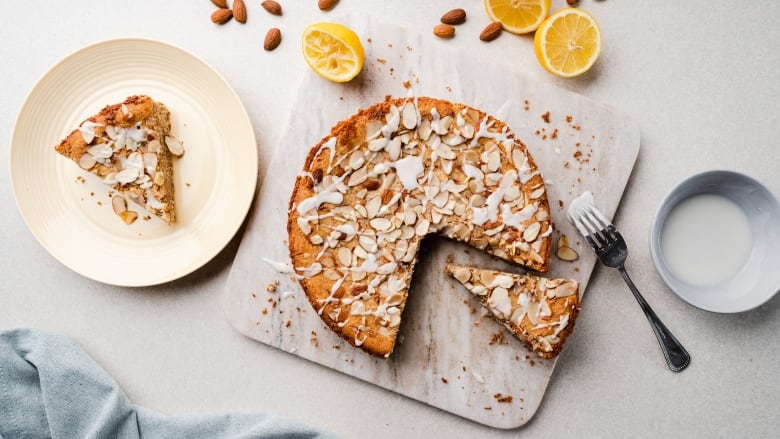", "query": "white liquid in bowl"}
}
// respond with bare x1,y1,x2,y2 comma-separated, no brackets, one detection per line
660,194,752,286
